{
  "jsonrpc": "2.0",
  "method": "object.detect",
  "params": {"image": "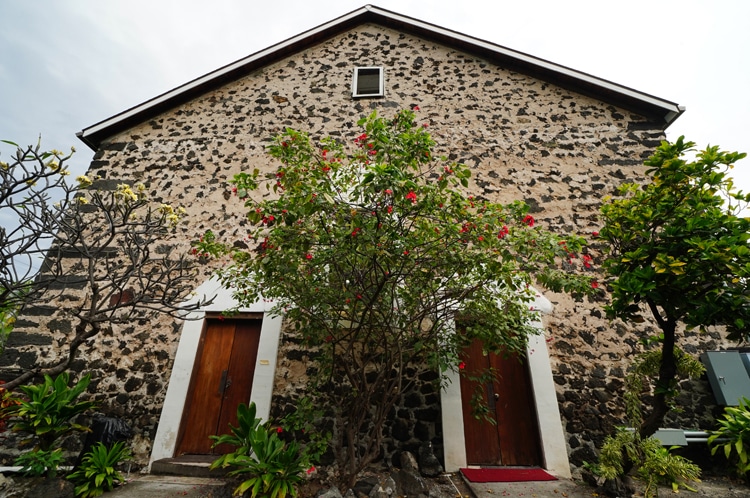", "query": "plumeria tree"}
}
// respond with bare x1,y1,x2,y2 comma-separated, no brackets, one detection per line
1,141,80,354
1,140,211,390
197,109,595,487
599,137,750,438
